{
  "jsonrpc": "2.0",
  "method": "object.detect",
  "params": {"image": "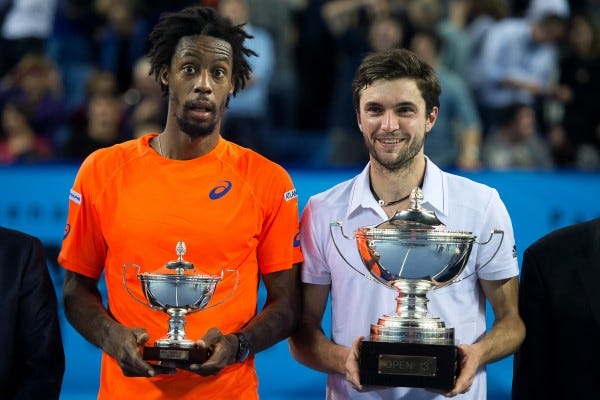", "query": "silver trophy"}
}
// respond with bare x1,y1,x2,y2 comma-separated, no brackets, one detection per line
123,241,237,365
330,188,503,389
